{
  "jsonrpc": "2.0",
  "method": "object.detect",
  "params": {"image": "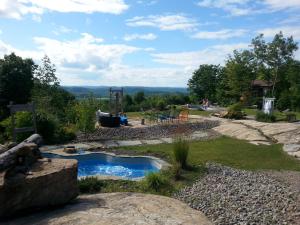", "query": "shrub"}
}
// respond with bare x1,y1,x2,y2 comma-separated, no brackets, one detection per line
225,103,245,119
255,111,276,123
144,172,168,192
285,112,297,122
173,137,189,169
0,112,33,142
78,177,104,193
